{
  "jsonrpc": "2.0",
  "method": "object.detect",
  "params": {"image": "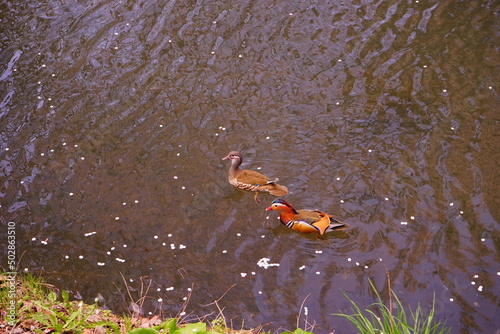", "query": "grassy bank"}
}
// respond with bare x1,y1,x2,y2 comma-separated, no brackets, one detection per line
0,273,312,334
0,273,450,333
